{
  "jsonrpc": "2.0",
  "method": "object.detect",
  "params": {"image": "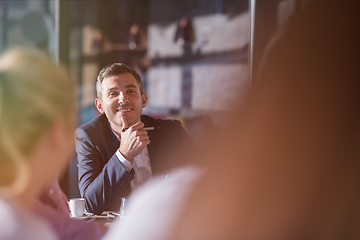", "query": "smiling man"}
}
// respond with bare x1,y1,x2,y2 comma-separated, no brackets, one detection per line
75,63,197,214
